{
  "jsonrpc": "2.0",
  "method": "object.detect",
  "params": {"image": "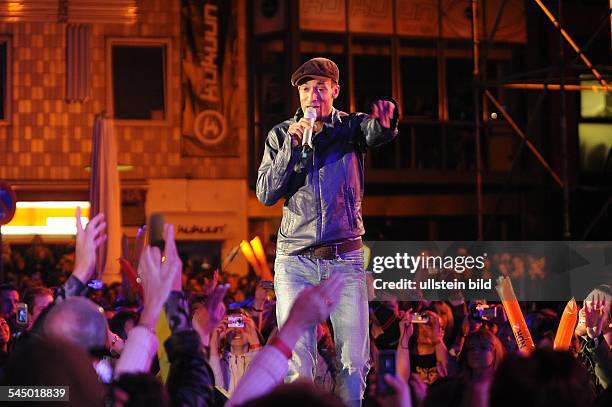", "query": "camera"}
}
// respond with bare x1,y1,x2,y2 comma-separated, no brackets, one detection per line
228,315,245,328
470,303,503,322
410,312,430,324
16,303,28,325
